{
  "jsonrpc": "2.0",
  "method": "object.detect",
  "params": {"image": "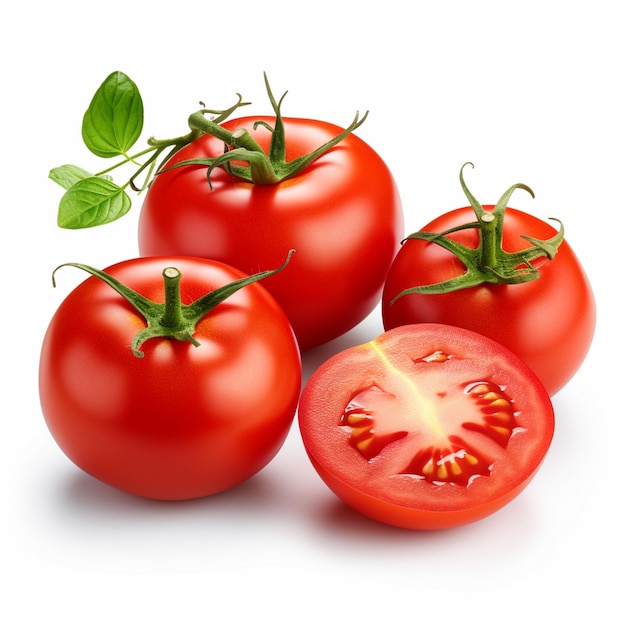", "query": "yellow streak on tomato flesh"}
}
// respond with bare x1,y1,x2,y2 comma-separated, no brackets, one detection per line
369,339,446,439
